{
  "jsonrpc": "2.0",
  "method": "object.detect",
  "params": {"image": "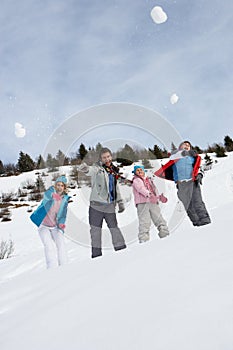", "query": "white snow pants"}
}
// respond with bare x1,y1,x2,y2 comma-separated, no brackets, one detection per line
38,225,68,269
136,202,169,242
